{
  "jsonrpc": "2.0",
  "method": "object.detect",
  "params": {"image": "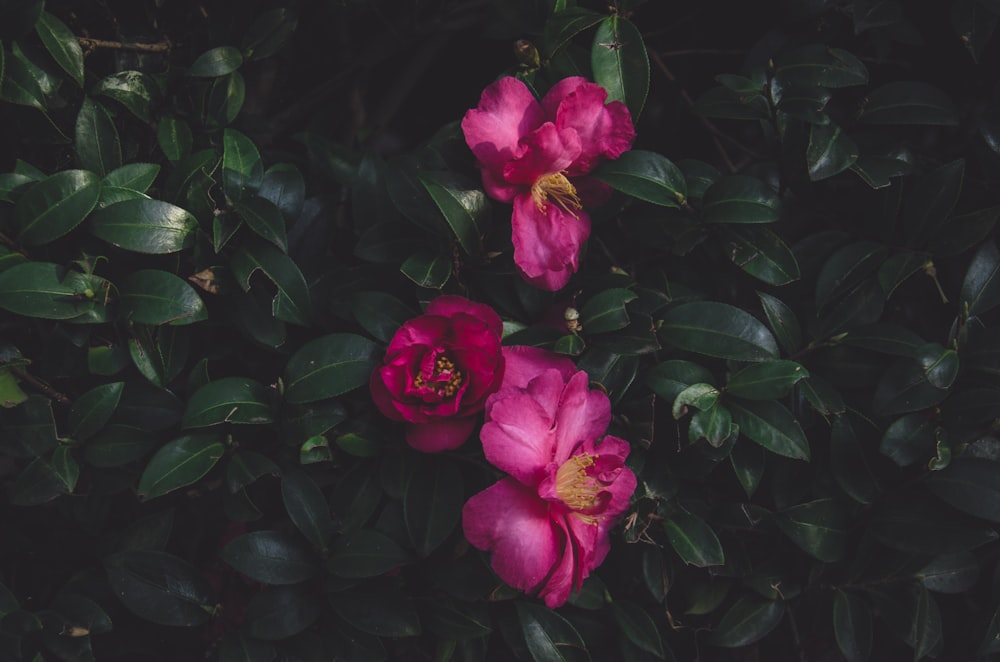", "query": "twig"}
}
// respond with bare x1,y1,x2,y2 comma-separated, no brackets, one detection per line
11,368,71,405
77,37,172,54
0,231,27,257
